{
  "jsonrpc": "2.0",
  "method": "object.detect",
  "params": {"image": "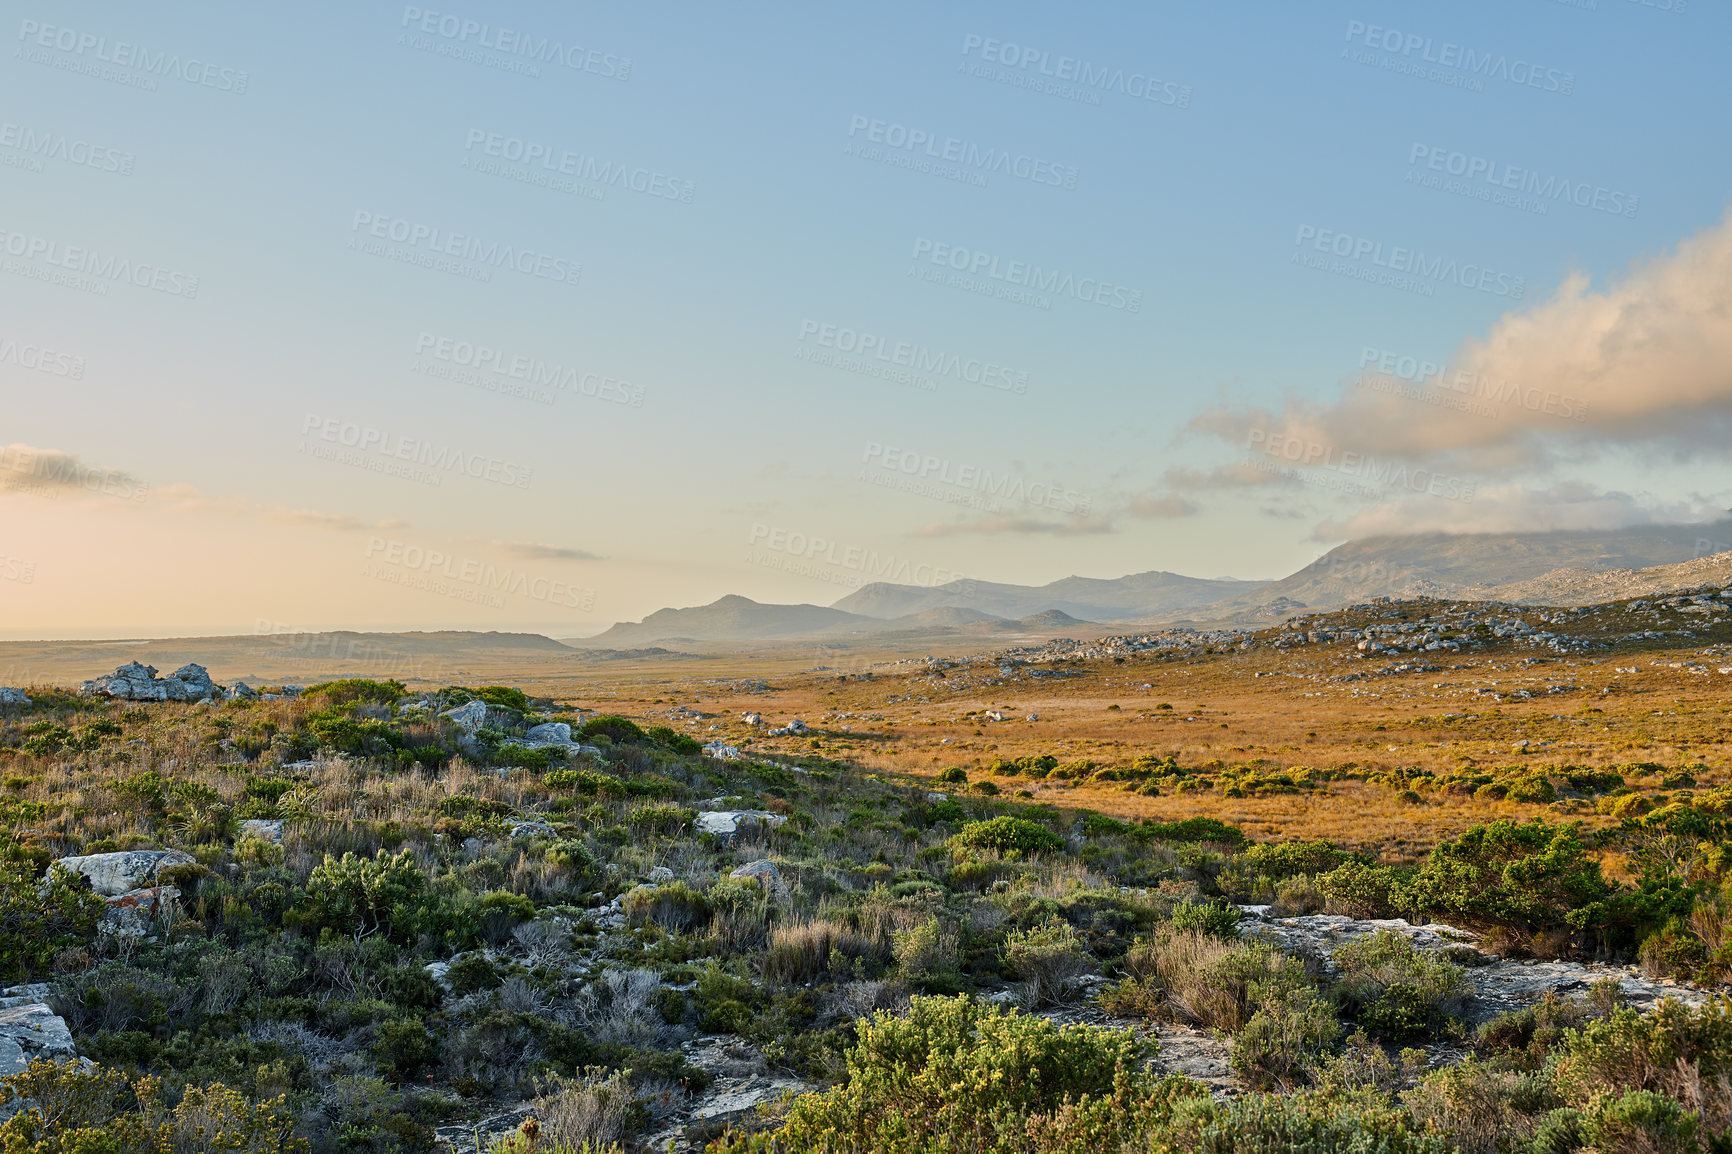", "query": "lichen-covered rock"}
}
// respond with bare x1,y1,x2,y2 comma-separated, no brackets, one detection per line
440,700,489,730
98,885,179,938
729,860,789,898
79,662,220,702
525,722,570,743
694,811,786,838
56,849,194,897
240,819,284,845
0,689,30,707
0,999,76,1076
